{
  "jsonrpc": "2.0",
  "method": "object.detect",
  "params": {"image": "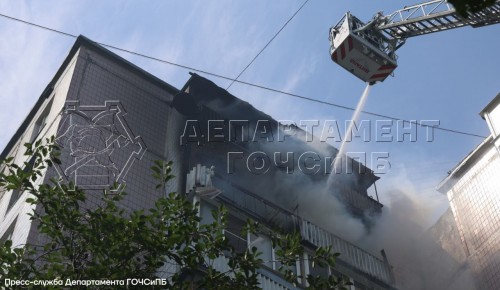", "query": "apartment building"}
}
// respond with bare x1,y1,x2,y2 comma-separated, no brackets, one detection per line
0,36,396,289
